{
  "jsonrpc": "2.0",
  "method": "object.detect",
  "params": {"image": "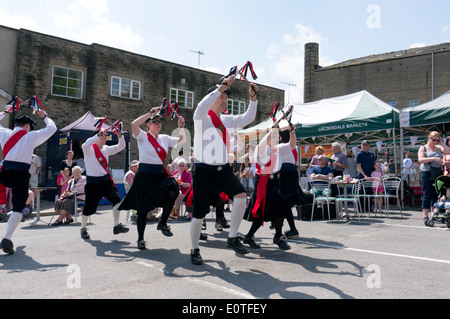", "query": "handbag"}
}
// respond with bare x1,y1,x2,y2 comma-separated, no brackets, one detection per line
430,166,443,182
